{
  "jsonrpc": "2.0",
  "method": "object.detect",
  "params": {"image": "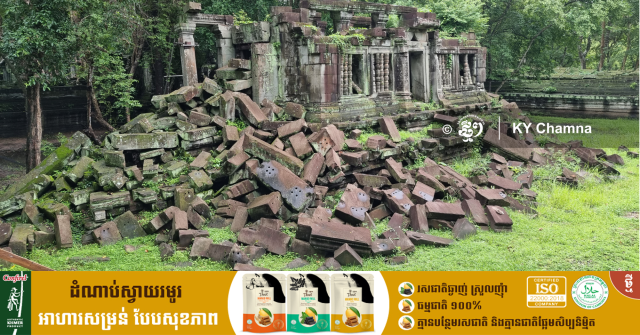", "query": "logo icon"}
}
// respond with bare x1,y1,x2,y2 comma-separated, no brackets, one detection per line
1,271,31,334
7,287,21,312
526,276,566,308
572,275,609,309
457,115,484,142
